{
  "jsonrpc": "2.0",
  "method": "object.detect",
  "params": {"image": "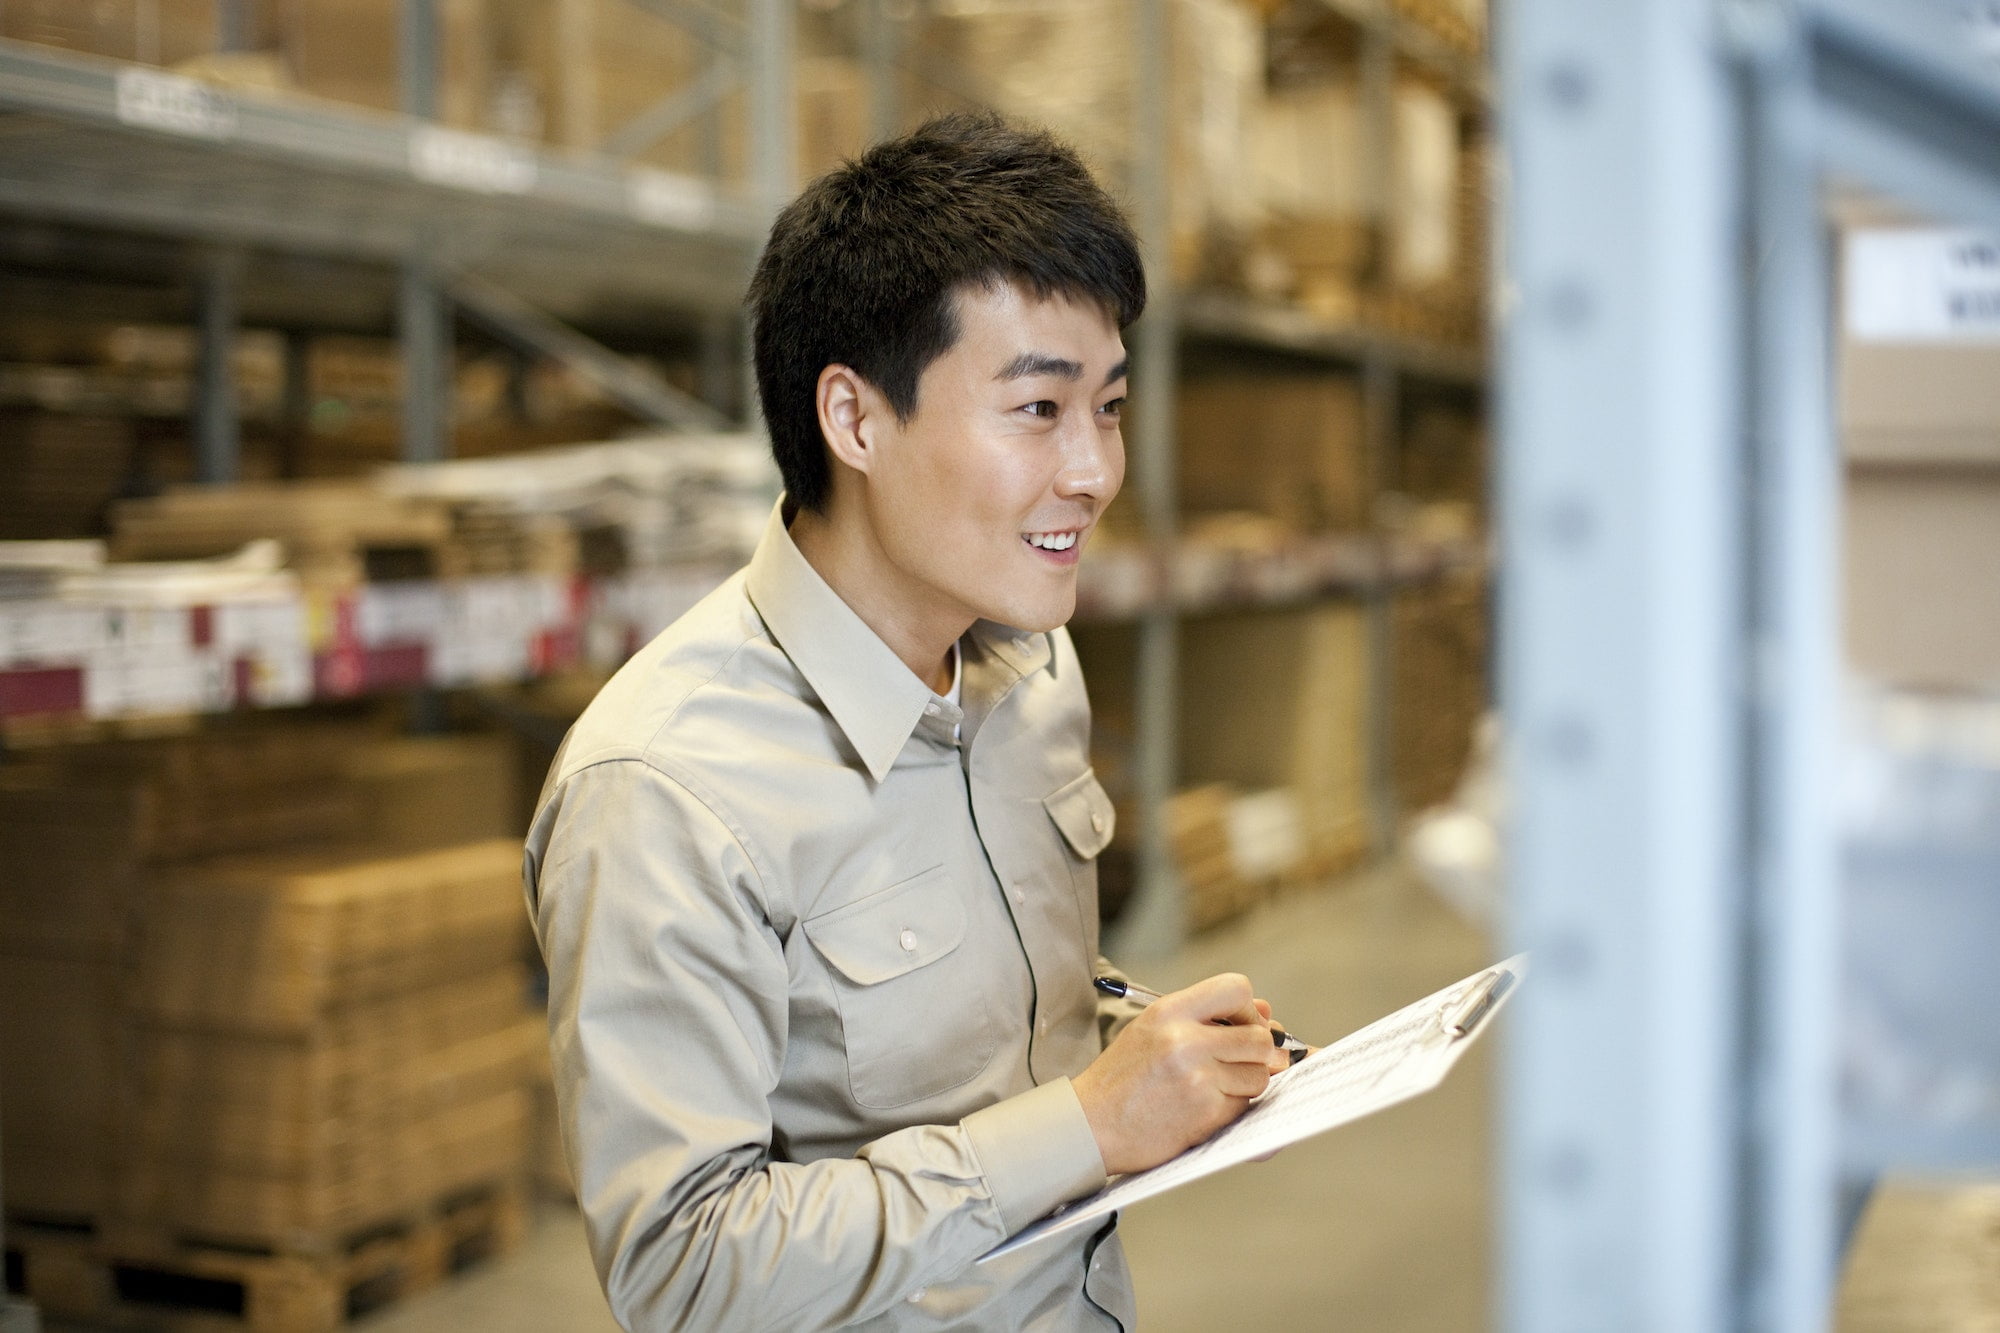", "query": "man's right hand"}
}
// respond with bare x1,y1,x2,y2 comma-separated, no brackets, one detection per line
1071,972,1288,1177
